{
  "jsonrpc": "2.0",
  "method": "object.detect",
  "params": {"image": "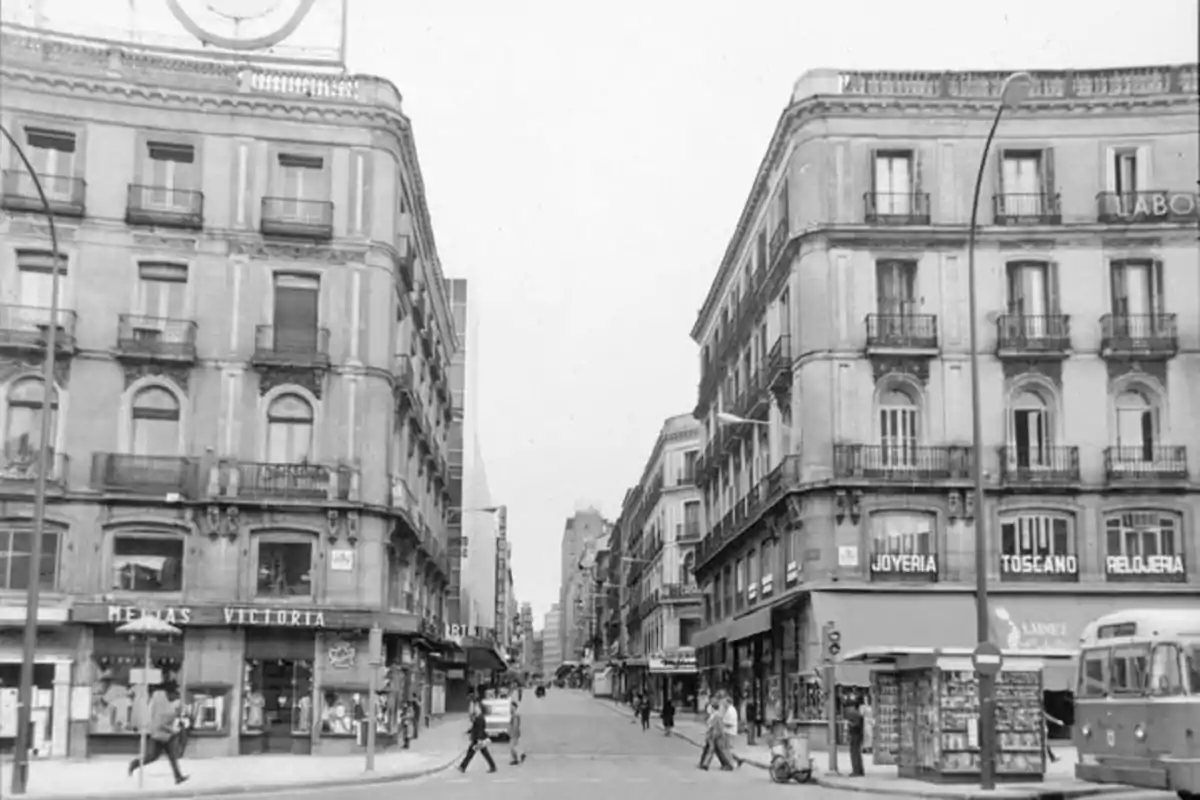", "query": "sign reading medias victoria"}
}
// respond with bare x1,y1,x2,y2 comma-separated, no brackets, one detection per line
87,604,330,628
